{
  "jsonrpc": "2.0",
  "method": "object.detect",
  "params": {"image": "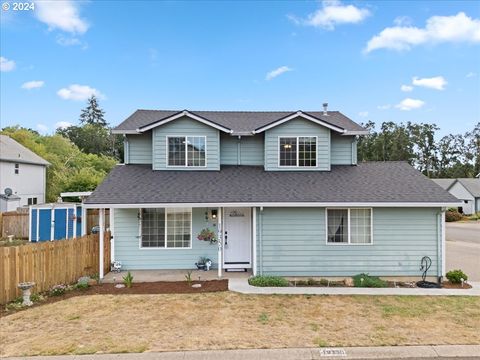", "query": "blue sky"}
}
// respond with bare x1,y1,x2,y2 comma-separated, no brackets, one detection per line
1,0,479,137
